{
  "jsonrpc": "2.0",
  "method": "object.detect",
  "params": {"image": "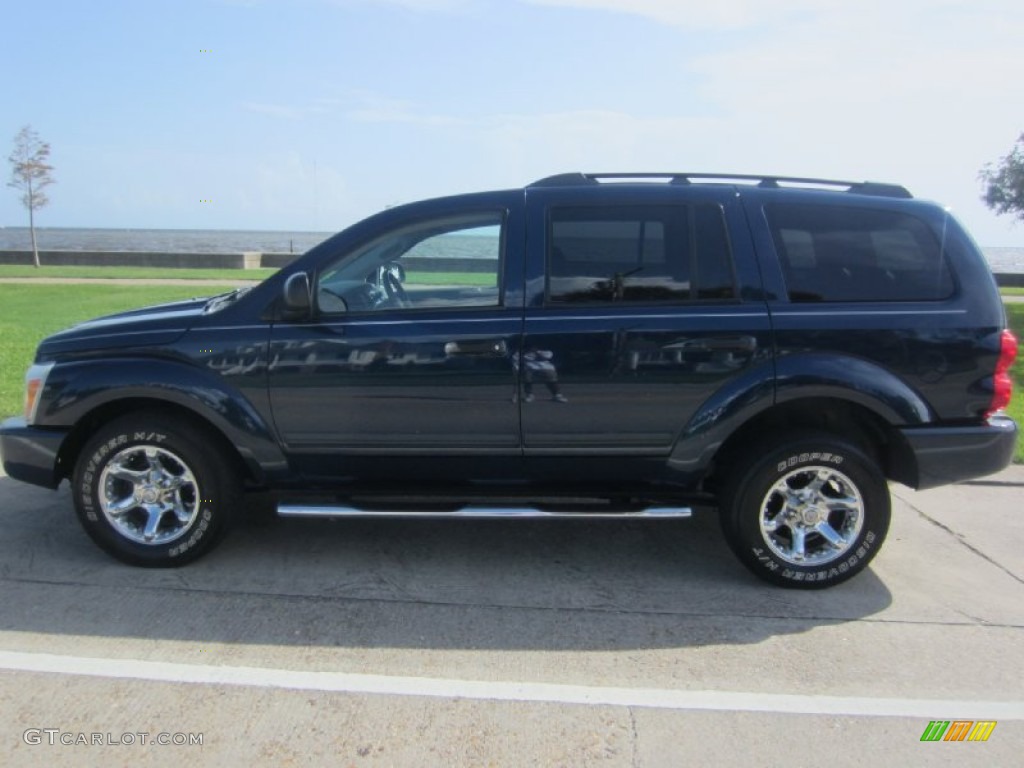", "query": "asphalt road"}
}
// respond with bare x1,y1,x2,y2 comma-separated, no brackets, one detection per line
0,464,1021,767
